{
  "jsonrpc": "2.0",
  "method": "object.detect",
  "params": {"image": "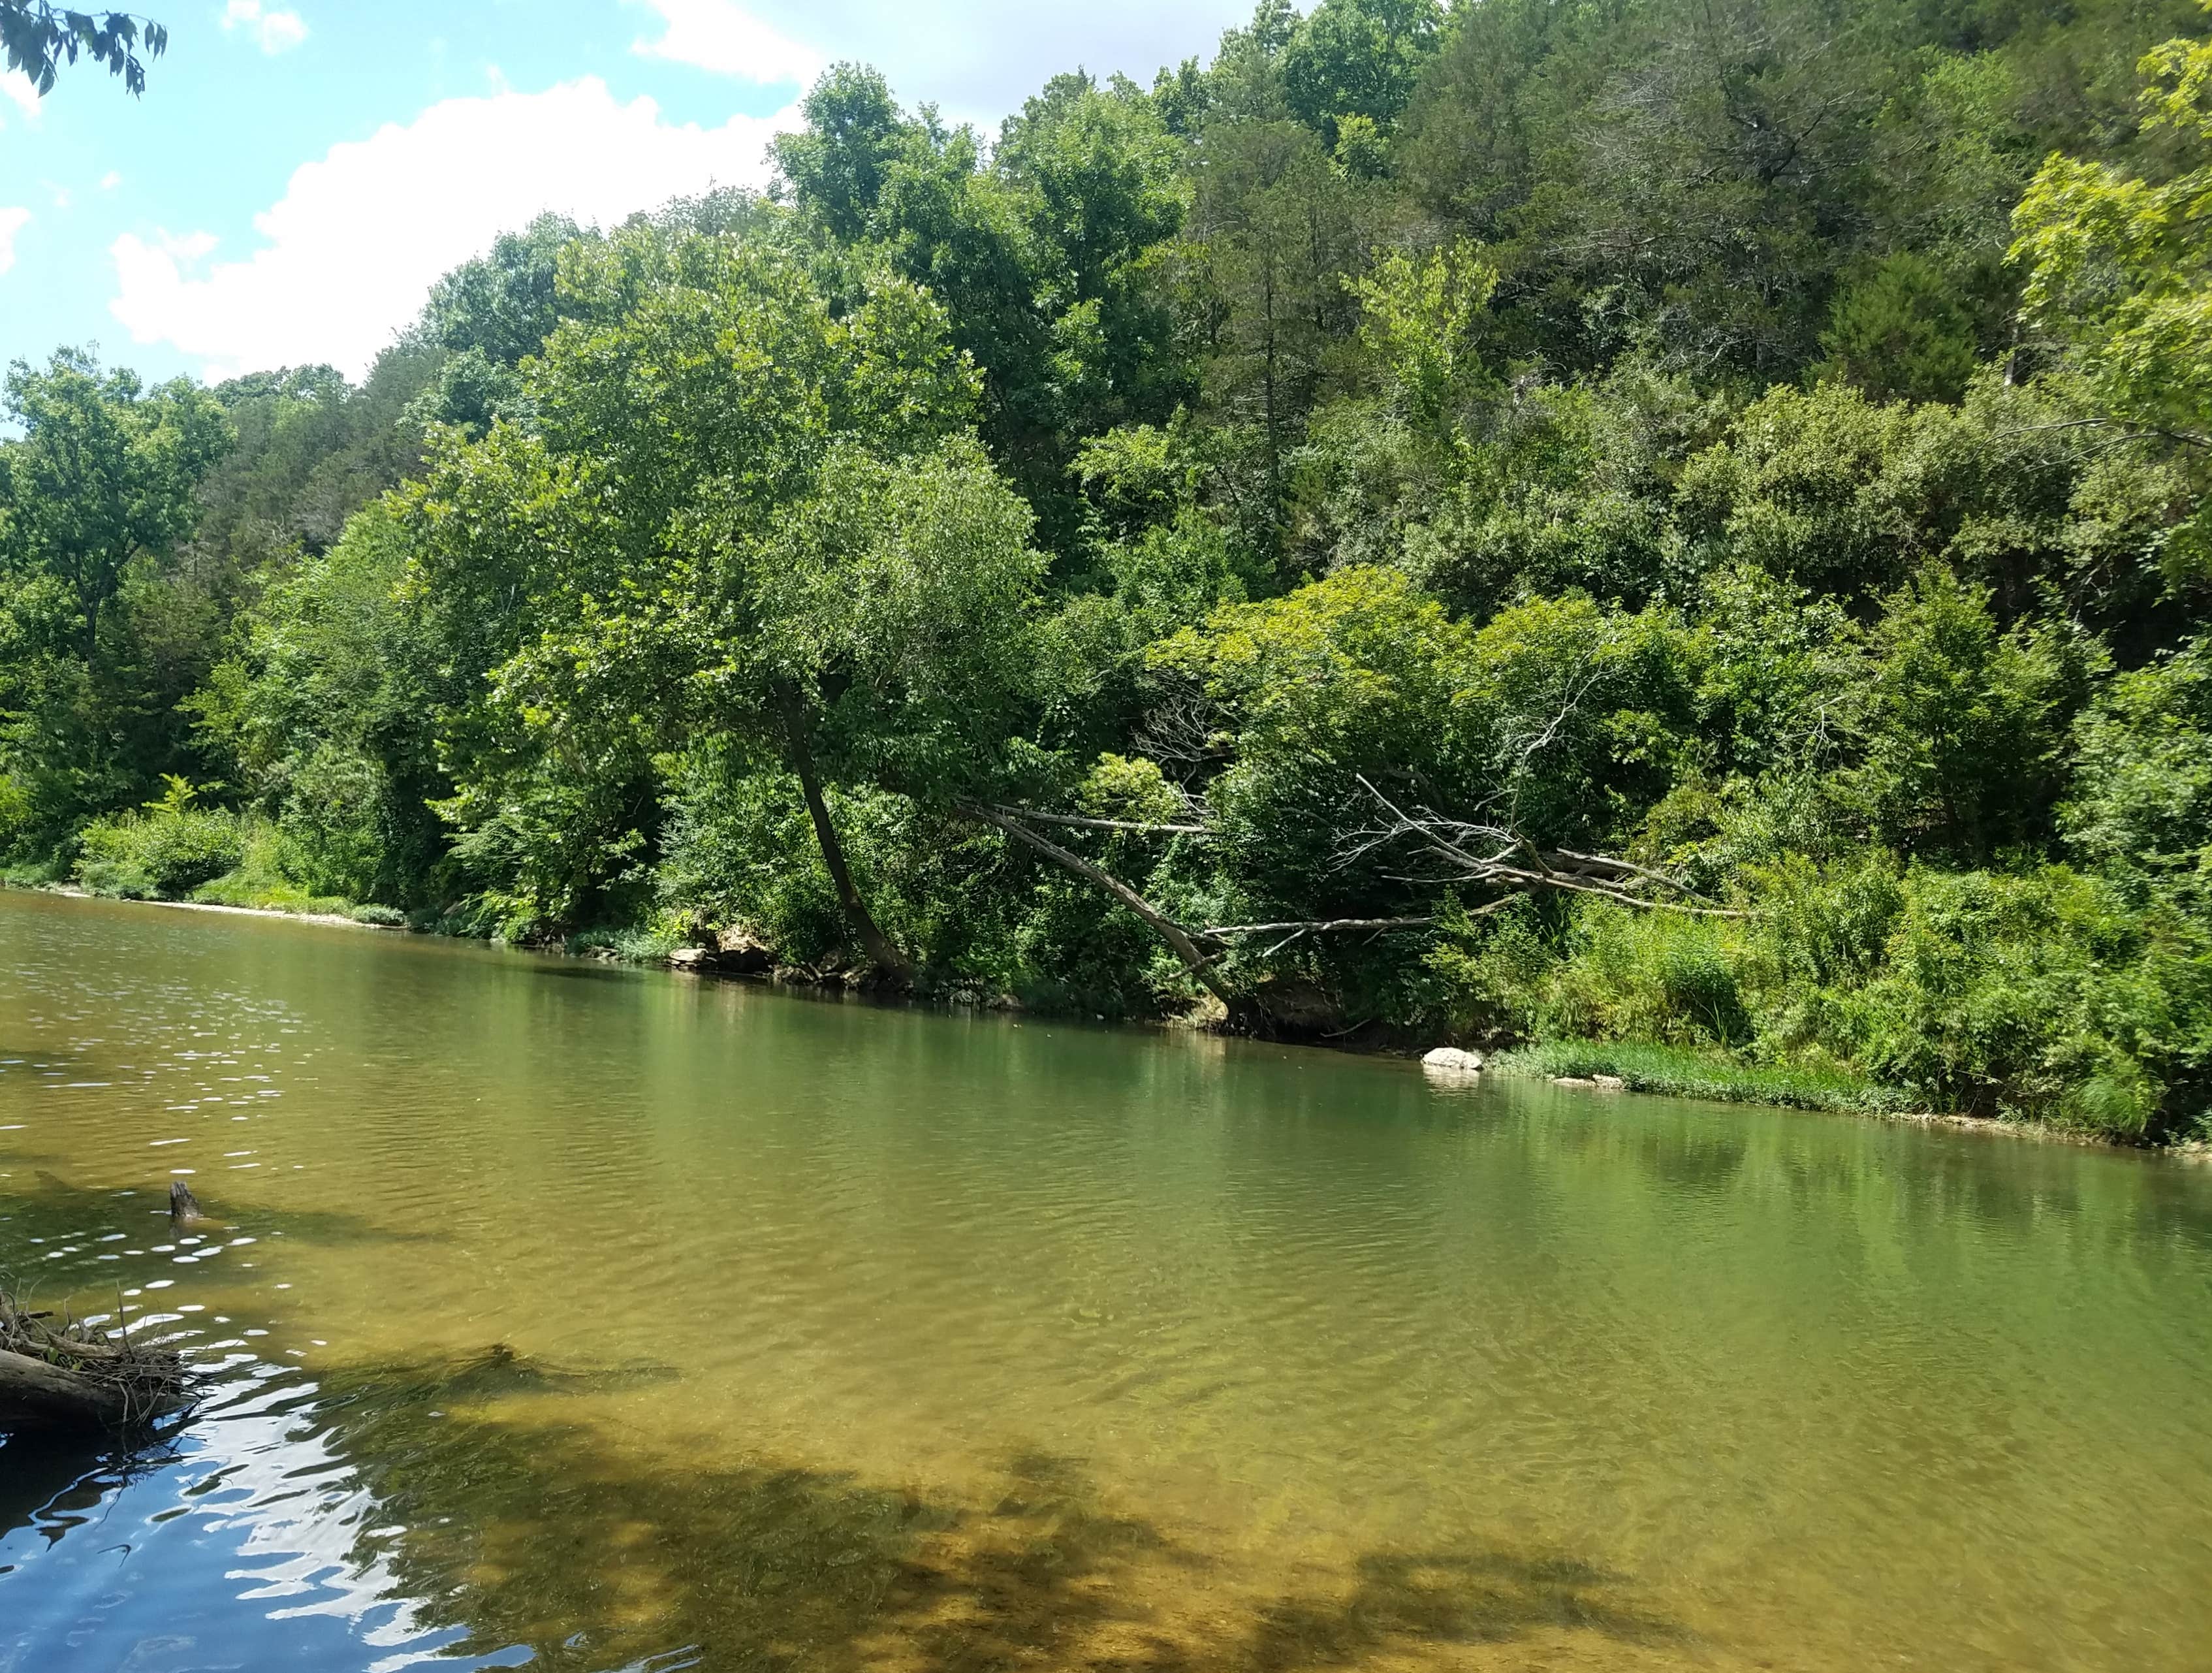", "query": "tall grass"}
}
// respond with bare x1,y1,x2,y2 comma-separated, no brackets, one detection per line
1486,1040,1922,1117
